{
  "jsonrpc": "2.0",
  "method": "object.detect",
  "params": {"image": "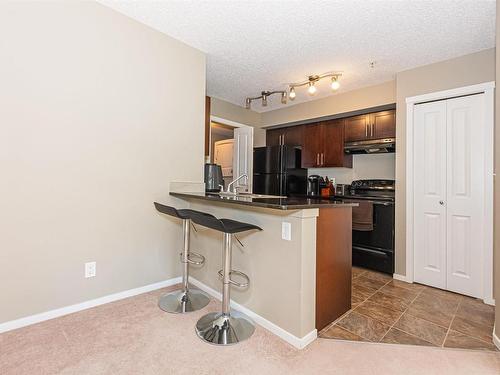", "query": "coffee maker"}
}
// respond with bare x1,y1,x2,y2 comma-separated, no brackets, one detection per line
204,163,224,192
307,175,325,197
